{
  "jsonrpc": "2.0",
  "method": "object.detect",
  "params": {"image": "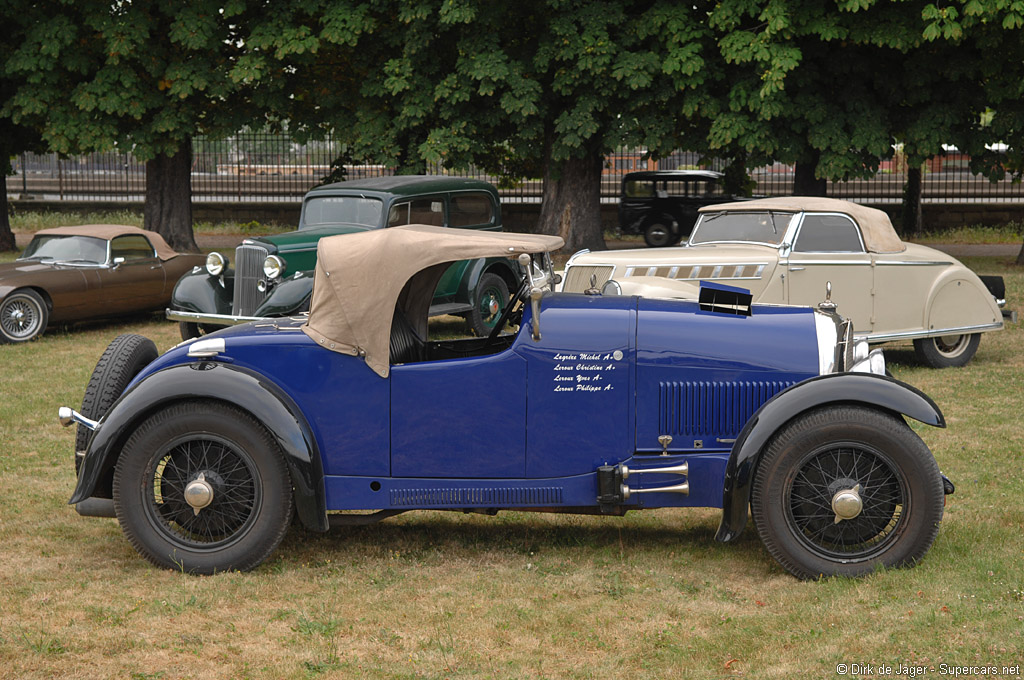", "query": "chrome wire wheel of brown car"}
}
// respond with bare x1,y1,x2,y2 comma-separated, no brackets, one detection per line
113,401,293,574
751,405,944,579
913,333,981,368
0,288,48,343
